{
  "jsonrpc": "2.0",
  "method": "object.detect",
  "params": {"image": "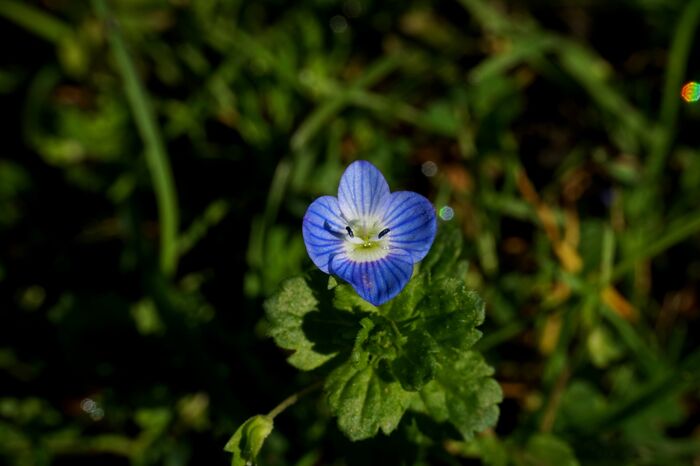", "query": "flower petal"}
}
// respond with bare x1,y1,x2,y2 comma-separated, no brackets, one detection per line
329,249,414,306
337,160,390,222
382,191,437,262
302,195,347,273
